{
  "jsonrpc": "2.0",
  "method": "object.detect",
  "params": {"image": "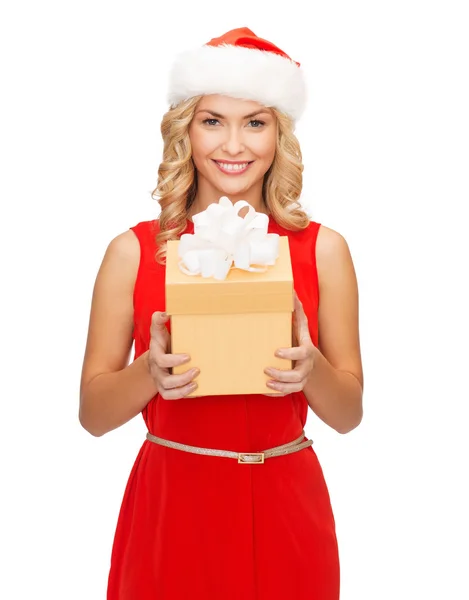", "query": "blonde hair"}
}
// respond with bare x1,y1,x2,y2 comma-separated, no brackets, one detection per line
151,96,310,264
